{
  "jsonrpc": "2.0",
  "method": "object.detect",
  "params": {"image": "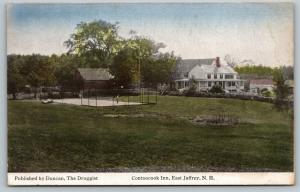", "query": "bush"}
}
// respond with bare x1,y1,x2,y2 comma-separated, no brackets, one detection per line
209,85,225,94
261,89,272,97
183,79,197,96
